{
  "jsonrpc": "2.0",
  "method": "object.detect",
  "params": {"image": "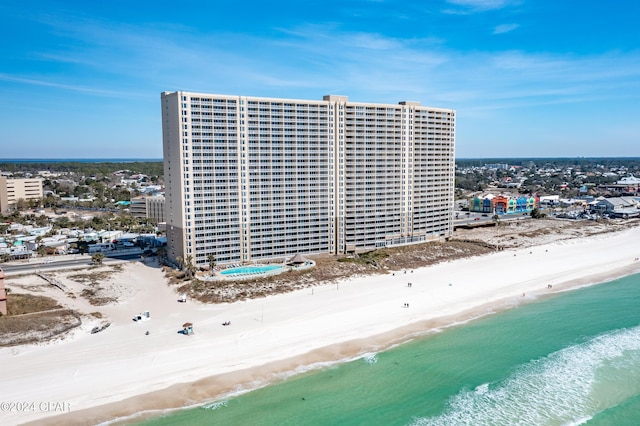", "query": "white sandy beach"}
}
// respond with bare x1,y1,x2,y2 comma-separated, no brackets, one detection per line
2,227,640,425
